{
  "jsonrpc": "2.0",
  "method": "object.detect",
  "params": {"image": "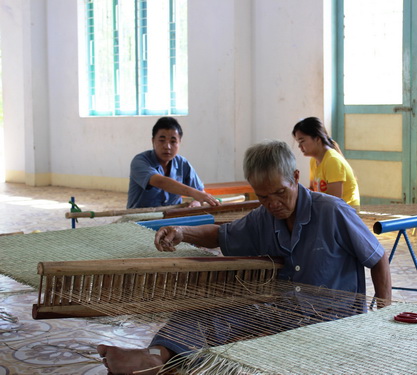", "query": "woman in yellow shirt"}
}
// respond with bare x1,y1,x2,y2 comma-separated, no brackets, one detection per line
292,117,360,207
